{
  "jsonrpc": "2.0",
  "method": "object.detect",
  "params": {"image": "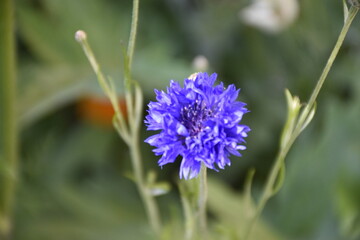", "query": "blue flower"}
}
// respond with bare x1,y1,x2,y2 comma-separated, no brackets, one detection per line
145,72,250,179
